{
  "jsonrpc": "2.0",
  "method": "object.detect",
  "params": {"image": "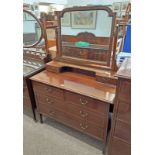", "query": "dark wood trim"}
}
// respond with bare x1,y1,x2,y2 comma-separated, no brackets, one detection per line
23,9,44,48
